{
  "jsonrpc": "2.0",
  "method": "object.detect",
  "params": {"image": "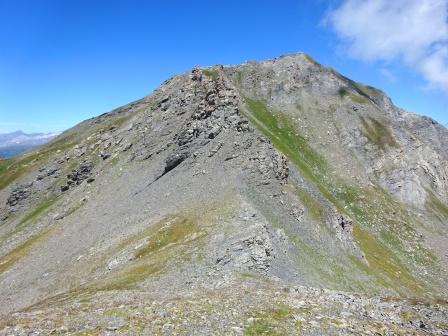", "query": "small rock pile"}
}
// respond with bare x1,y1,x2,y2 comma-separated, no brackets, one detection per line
61,161,94,192
6,183,32,207
36,168,59,181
